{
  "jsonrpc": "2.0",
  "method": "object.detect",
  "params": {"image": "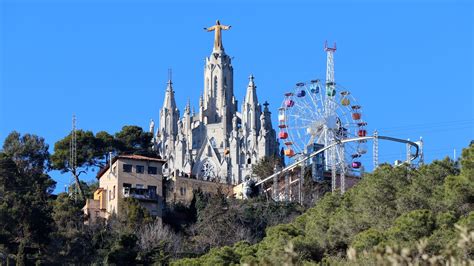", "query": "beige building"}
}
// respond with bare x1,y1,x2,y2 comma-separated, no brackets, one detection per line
83,155,165,224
